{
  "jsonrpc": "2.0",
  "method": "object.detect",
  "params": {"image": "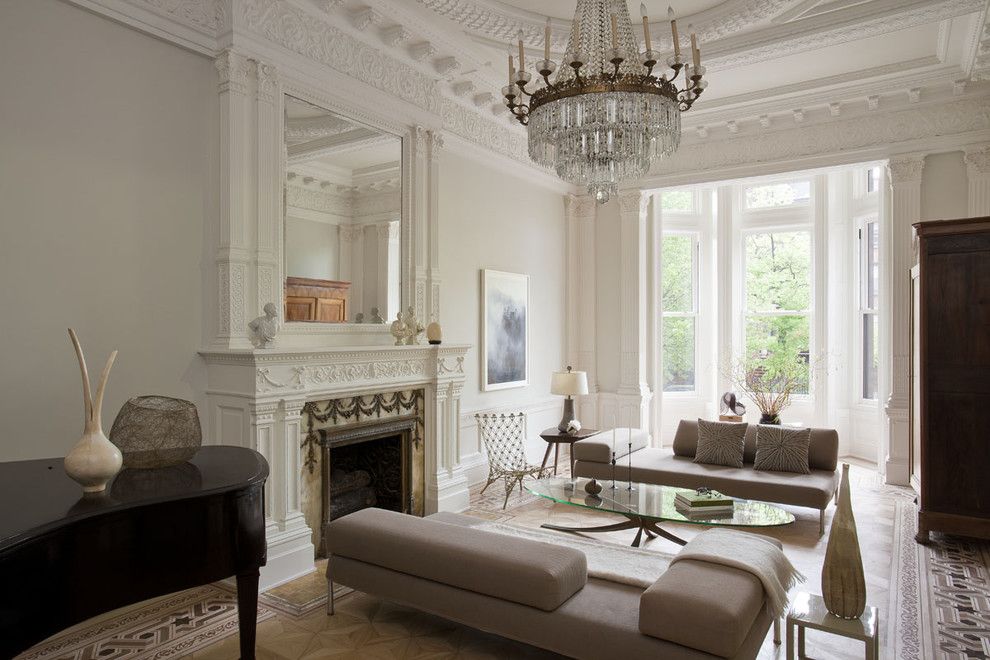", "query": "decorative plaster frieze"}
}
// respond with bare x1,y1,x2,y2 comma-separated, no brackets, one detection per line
472,92,494,107
759,114,770,128
829,102,841,117
648,97,990,180
867,95,880,111
238,0,443,115
286,182,352,215
908,88,921,103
